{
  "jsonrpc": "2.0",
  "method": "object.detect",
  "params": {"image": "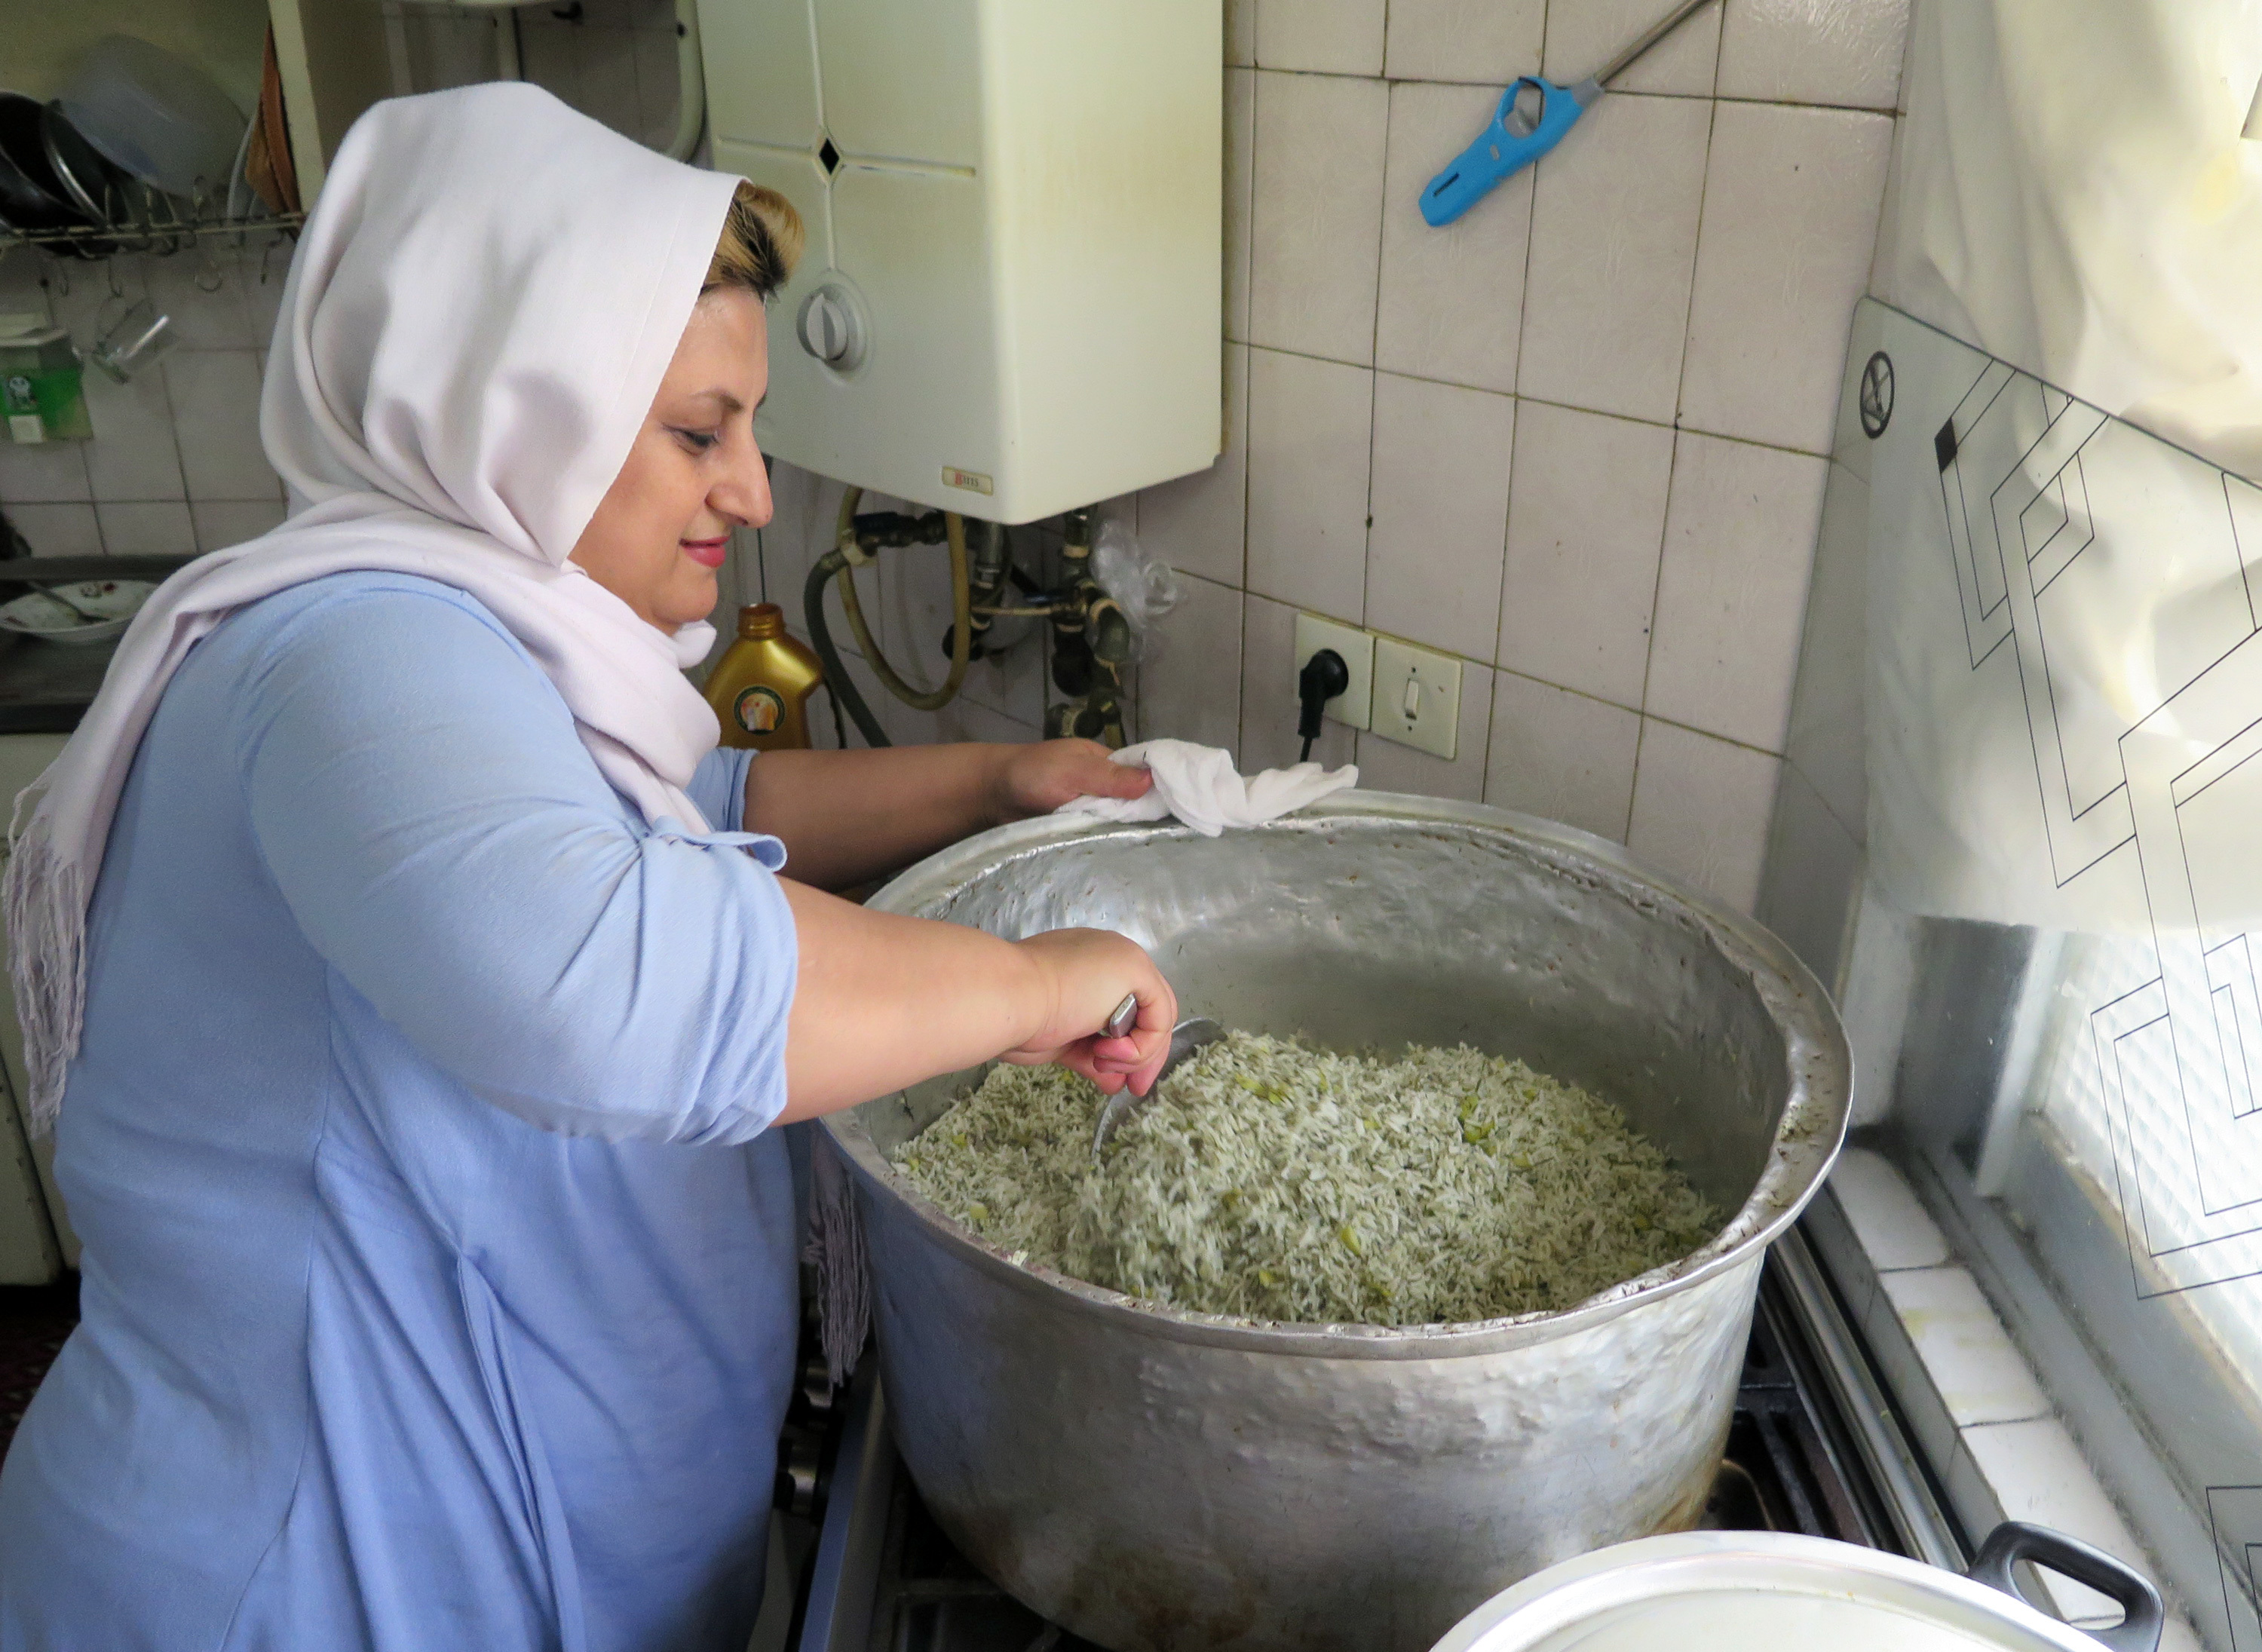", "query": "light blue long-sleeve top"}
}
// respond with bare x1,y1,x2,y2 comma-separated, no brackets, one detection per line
0,571,802,1651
